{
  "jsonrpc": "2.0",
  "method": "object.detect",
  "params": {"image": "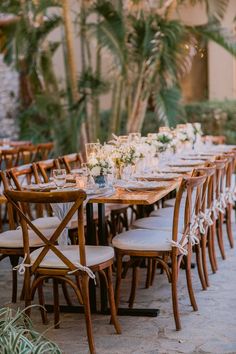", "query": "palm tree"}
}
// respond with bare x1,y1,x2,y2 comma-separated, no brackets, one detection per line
87,0,236,134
